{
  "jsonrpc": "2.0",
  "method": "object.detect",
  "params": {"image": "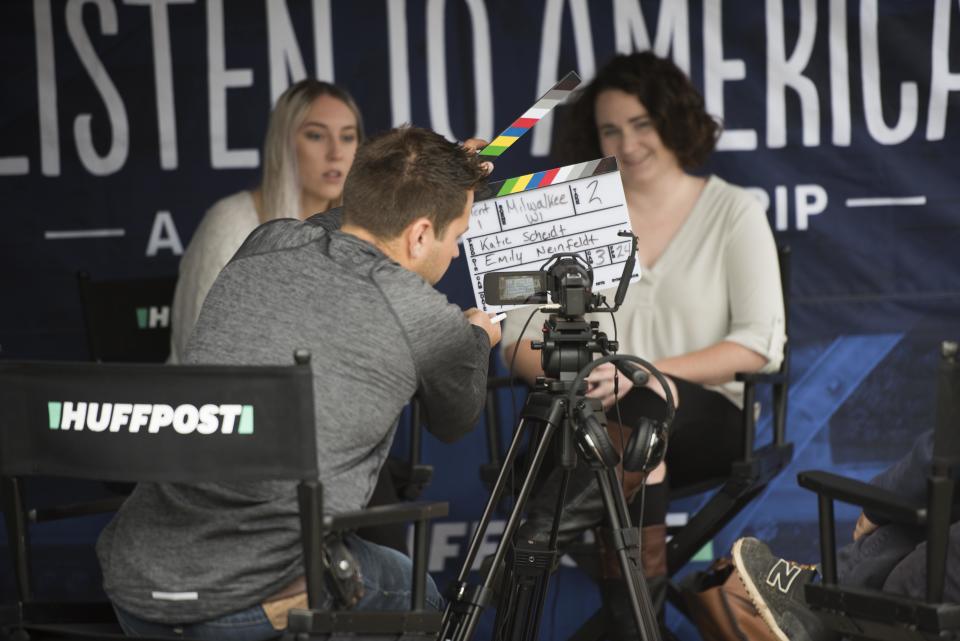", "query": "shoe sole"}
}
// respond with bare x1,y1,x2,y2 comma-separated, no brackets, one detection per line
731,538,790,641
